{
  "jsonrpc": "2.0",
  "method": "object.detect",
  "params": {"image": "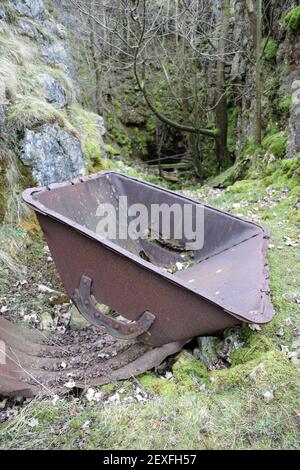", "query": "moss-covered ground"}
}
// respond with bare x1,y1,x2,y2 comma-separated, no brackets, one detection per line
1,157,300,450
